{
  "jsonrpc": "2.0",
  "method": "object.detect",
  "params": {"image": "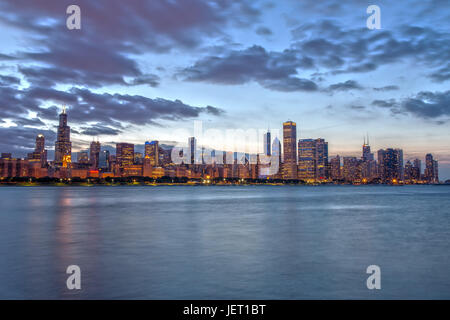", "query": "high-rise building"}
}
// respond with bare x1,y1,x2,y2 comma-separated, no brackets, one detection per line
27,134,47,167
145,141,159,166
298,139,316,181
77,150,89,164
282,121,297,179
343,157,360,182
90,141,101,169
315,138,328,180
263,131,271,156
297,138,328,181
362,136,374,161
330,155,341,180
361,137,376,180
188,137,197,164
378,148,403,183
425,154,439,183
116,143,134,172
54,106,72,167
99,150,110,170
